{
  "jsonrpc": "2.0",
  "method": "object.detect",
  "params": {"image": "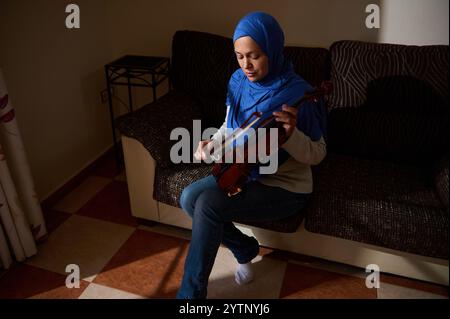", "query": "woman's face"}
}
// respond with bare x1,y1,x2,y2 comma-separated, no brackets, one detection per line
234,36,269,82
